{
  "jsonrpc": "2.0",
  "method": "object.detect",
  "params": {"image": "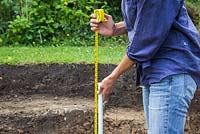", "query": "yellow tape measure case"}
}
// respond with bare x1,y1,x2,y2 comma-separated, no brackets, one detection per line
94,9,105,23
